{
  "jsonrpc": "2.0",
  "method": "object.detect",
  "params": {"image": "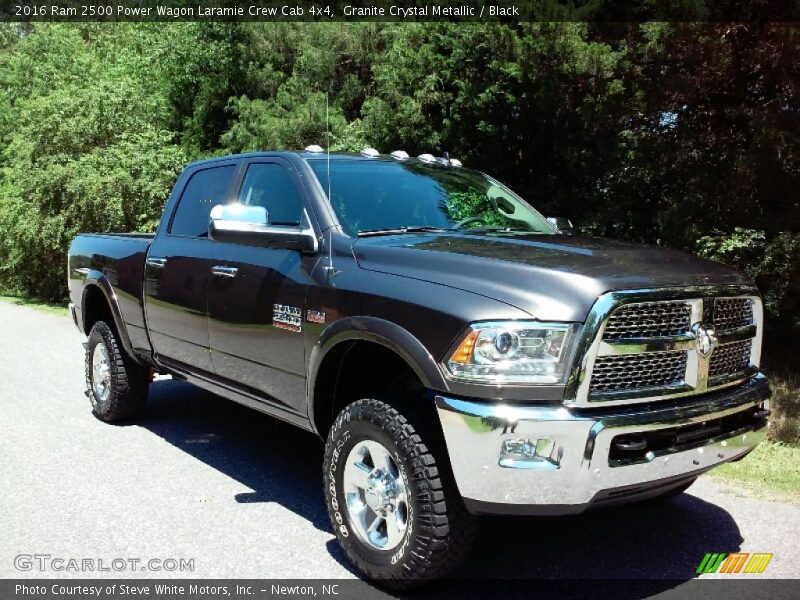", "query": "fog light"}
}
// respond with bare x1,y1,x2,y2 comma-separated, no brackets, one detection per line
499,437,560,469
